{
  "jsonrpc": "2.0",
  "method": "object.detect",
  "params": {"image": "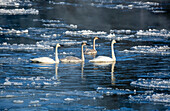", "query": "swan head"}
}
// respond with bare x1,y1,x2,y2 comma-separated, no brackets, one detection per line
94,37,99,40
82,42,87,46
56,43,61,47
112,40,116,44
